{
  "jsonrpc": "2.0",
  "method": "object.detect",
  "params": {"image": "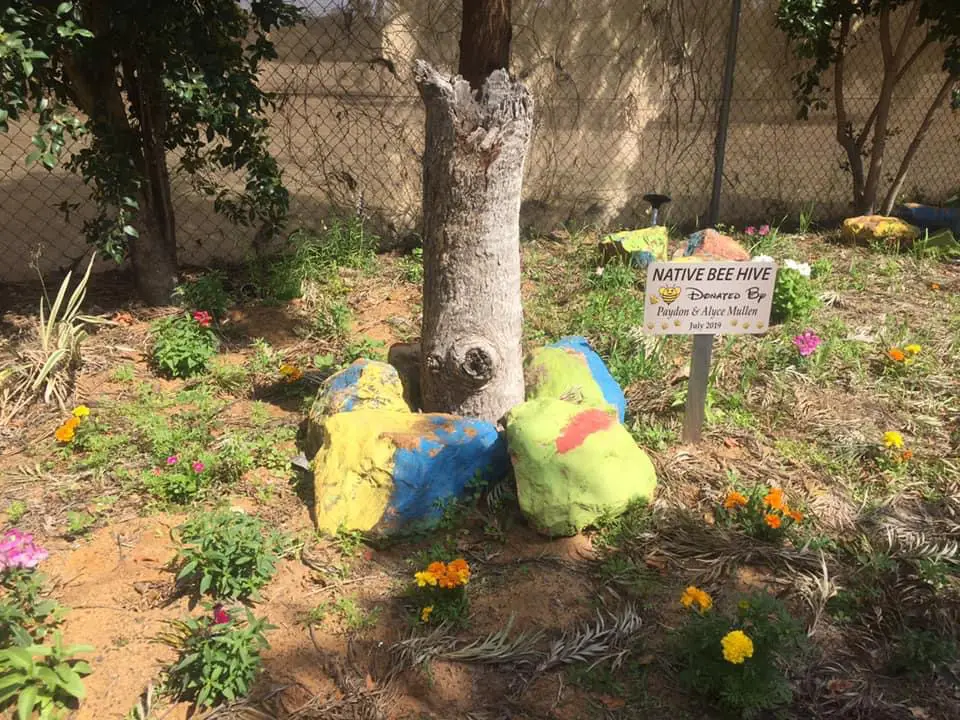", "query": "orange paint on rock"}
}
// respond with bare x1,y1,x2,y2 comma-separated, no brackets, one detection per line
555,408,614,453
